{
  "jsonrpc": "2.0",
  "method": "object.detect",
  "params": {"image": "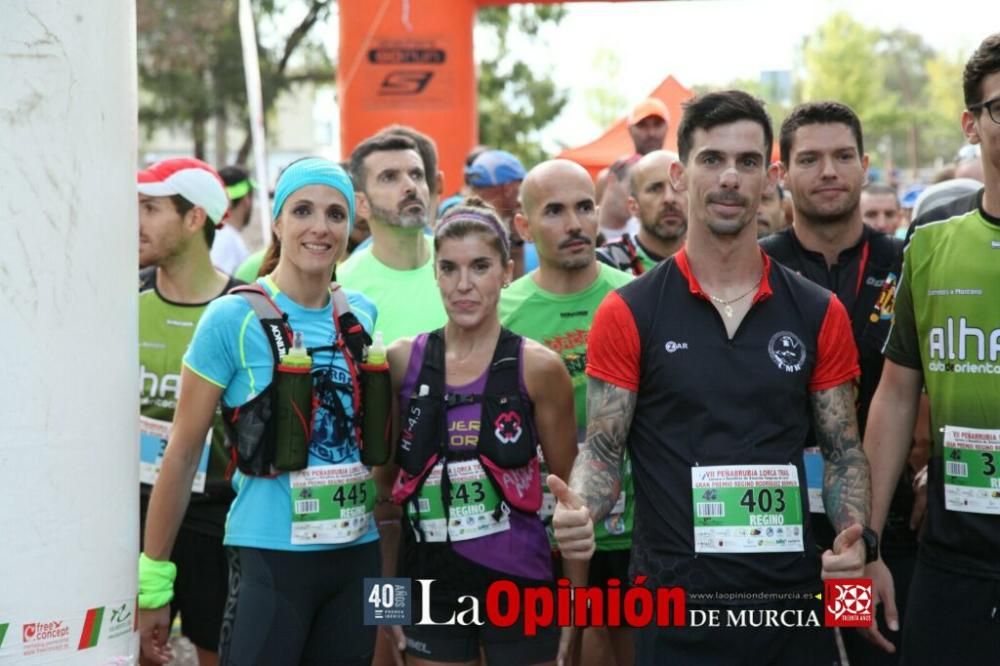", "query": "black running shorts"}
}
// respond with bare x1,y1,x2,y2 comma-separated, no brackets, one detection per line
218,542,379,666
